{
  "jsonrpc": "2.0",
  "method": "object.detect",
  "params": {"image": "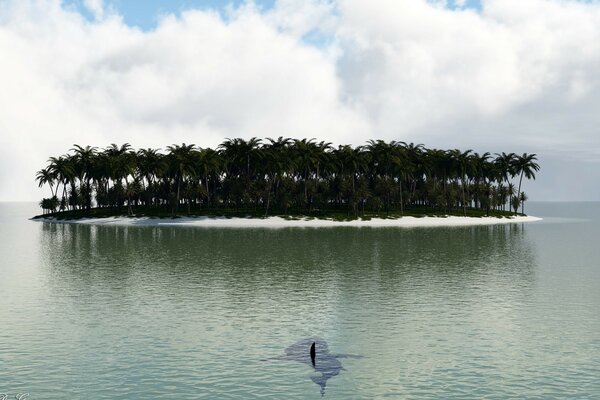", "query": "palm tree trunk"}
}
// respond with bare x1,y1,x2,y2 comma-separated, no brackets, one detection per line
517,171,524,210
205,174,210,206
399,179,404,215
176,177,181,212
351,173,355,212
387,191,390,214
304,170,308,206
461,176,466,216
124,176,133,216
264,176,273,217
60,182,66,210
